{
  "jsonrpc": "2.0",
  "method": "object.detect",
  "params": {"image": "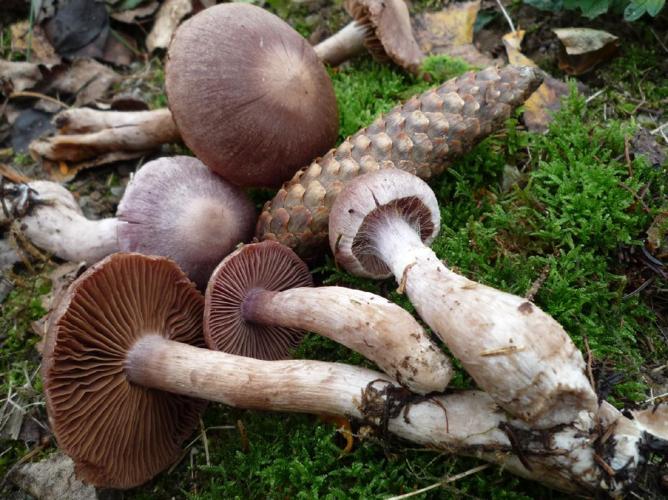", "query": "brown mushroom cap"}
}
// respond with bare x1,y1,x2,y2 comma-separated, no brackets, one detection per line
116,155,256,289
204,241,313,360
345,0,424,73
42,253,207,489
328,169,439,279
166,3,339,187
